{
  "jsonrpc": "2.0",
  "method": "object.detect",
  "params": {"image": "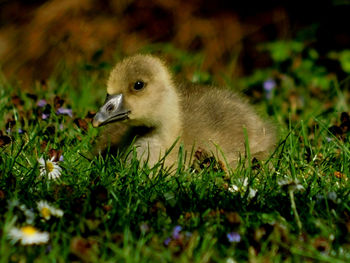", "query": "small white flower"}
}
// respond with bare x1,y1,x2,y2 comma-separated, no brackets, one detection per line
242,178,249,187
228,180,257,200
226,258,237,263
248,188,257,199
277,178,290,186
8,226,49,245
37,200,64,220
278,178,305,192
38,157,62,180
228,185,239,192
